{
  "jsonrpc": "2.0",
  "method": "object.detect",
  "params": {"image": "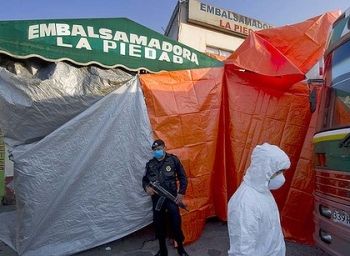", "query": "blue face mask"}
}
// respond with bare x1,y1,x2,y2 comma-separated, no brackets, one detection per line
153,149,164,159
